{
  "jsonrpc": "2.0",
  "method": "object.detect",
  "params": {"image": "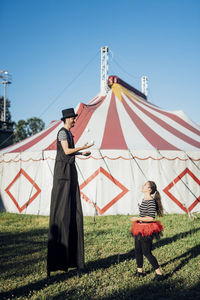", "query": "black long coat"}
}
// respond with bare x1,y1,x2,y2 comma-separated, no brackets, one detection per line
47,128,84,272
